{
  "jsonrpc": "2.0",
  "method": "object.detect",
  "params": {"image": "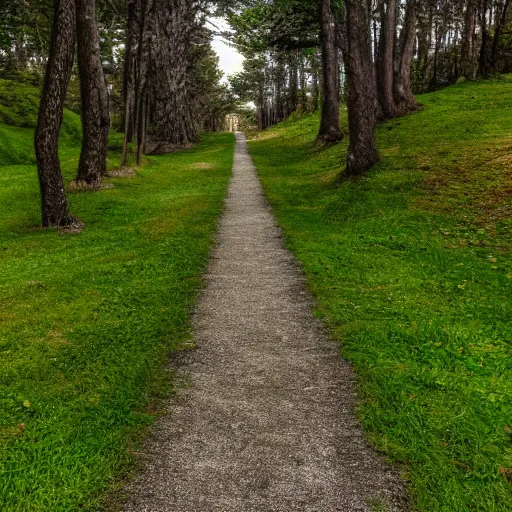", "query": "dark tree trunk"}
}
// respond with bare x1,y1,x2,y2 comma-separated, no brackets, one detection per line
34,0,79,228
461,0,477,78
491,0,511,69
276,53,286,120
317,0,343,143
288,51,299,113
394,0,418,114
121,0,138,166
376,0,397,118
416,3,431,77
479,0,490,76
153,0,199,147
343,0,379,178
75,0,110,187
